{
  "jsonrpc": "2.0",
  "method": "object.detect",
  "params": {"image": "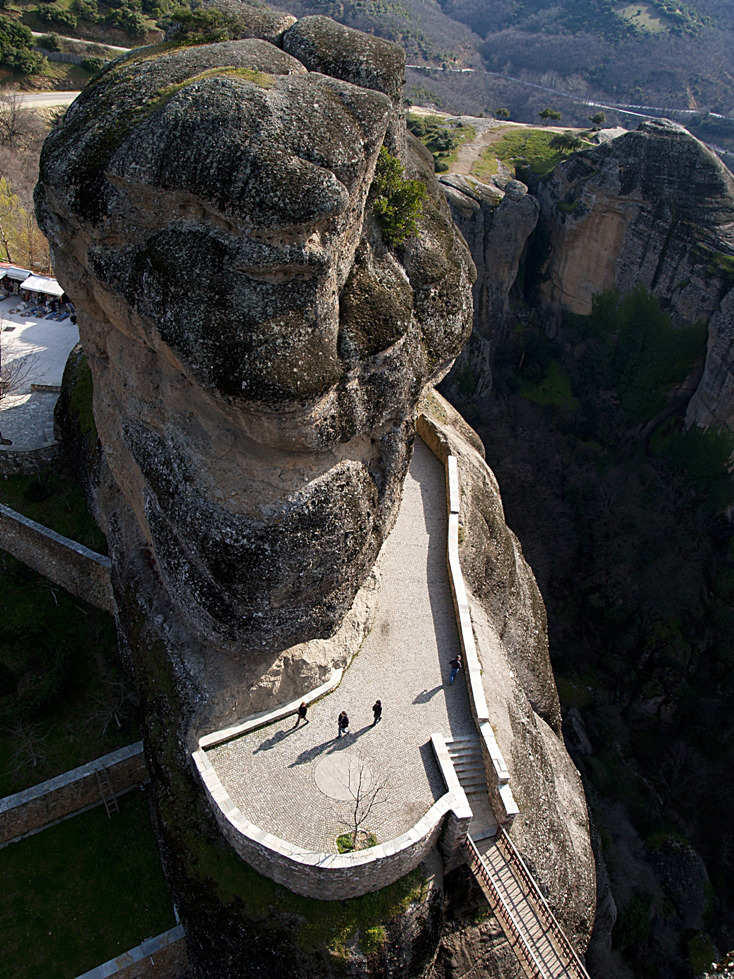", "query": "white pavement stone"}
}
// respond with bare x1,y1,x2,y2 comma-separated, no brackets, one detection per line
208,439,476,853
